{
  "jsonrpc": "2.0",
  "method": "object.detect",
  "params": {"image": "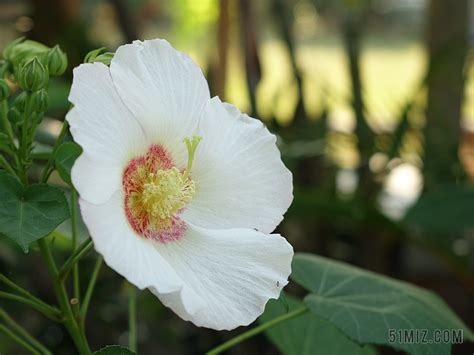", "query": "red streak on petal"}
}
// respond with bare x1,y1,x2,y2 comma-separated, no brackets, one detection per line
123,144,187,243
